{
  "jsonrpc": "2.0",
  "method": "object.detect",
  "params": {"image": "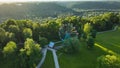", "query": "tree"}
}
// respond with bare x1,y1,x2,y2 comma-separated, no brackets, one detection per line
83,23,92,34
19,38,41,68
23,28,32,40
0,28,6,44
3,41,17,57
5,32,15,42
32,23,40,42
39,20,61,40
47,20,61,40
63,37,80,54
86,35,94,48
91,29,97,38
83,23,93,39
38,36,48,47
8,25,20,34
5,19,17,26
